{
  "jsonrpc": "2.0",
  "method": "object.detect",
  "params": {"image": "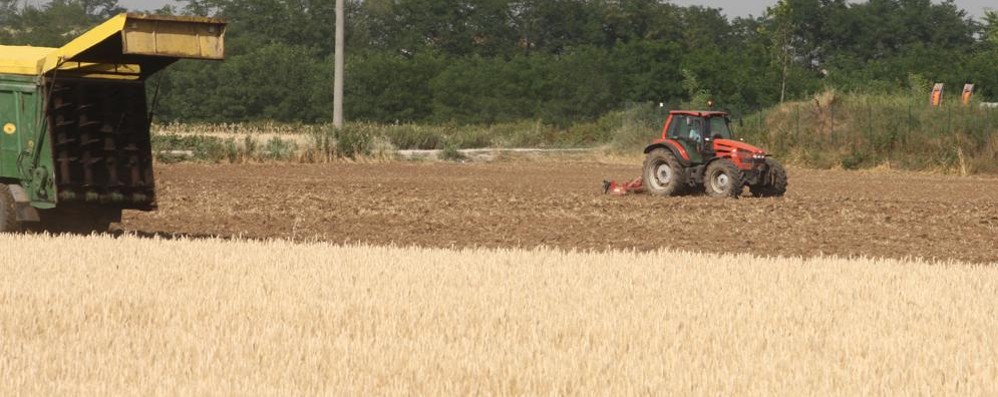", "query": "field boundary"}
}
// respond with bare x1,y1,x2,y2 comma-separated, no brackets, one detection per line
397,147,596,161
155,147,599,162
